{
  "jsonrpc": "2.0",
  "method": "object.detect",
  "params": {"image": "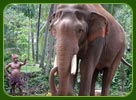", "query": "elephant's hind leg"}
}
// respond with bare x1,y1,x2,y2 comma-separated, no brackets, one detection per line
101,46,125,96
90,69,99,96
